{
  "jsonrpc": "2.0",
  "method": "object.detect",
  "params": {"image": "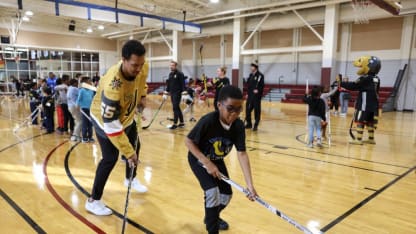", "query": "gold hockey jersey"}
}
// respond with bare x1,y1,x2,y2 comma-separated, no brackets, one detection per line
91,60,148,157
